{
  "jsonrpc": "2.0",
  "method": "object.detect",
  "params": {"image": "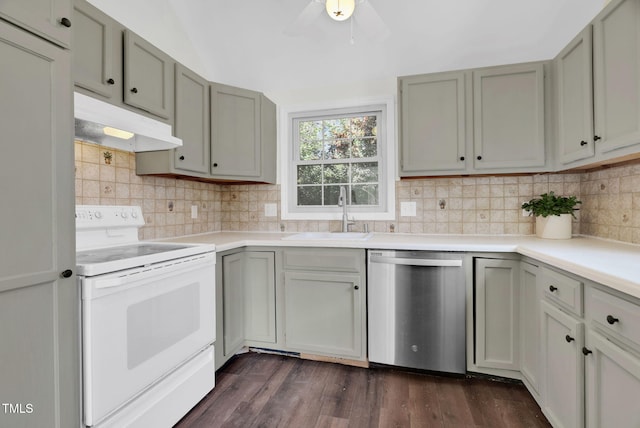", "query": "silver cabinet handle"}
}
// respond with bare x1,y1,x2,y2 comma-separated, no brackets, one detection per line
369,256,462,267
